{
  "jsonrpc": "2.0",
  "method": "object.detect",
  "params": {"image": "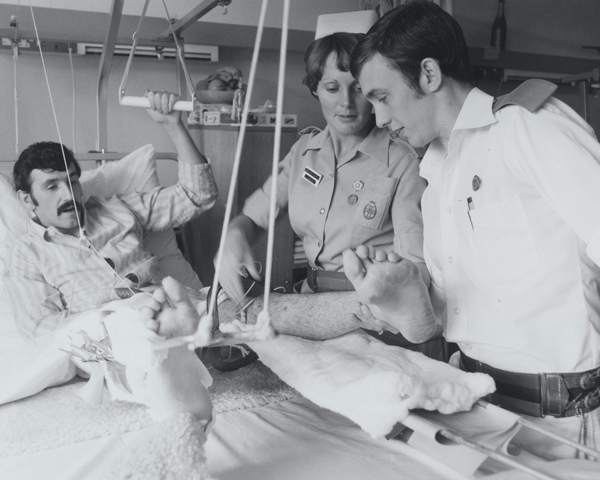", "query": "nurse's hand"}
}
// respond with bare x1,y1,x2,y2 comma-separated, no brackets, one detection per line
353,303,401,335
217,217,263,303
